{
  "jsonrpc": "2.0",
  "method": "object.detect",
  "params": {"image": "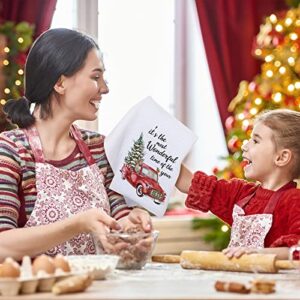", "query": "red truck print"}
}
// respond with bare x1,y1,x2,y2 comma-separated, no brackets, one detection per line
120,163,166,204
